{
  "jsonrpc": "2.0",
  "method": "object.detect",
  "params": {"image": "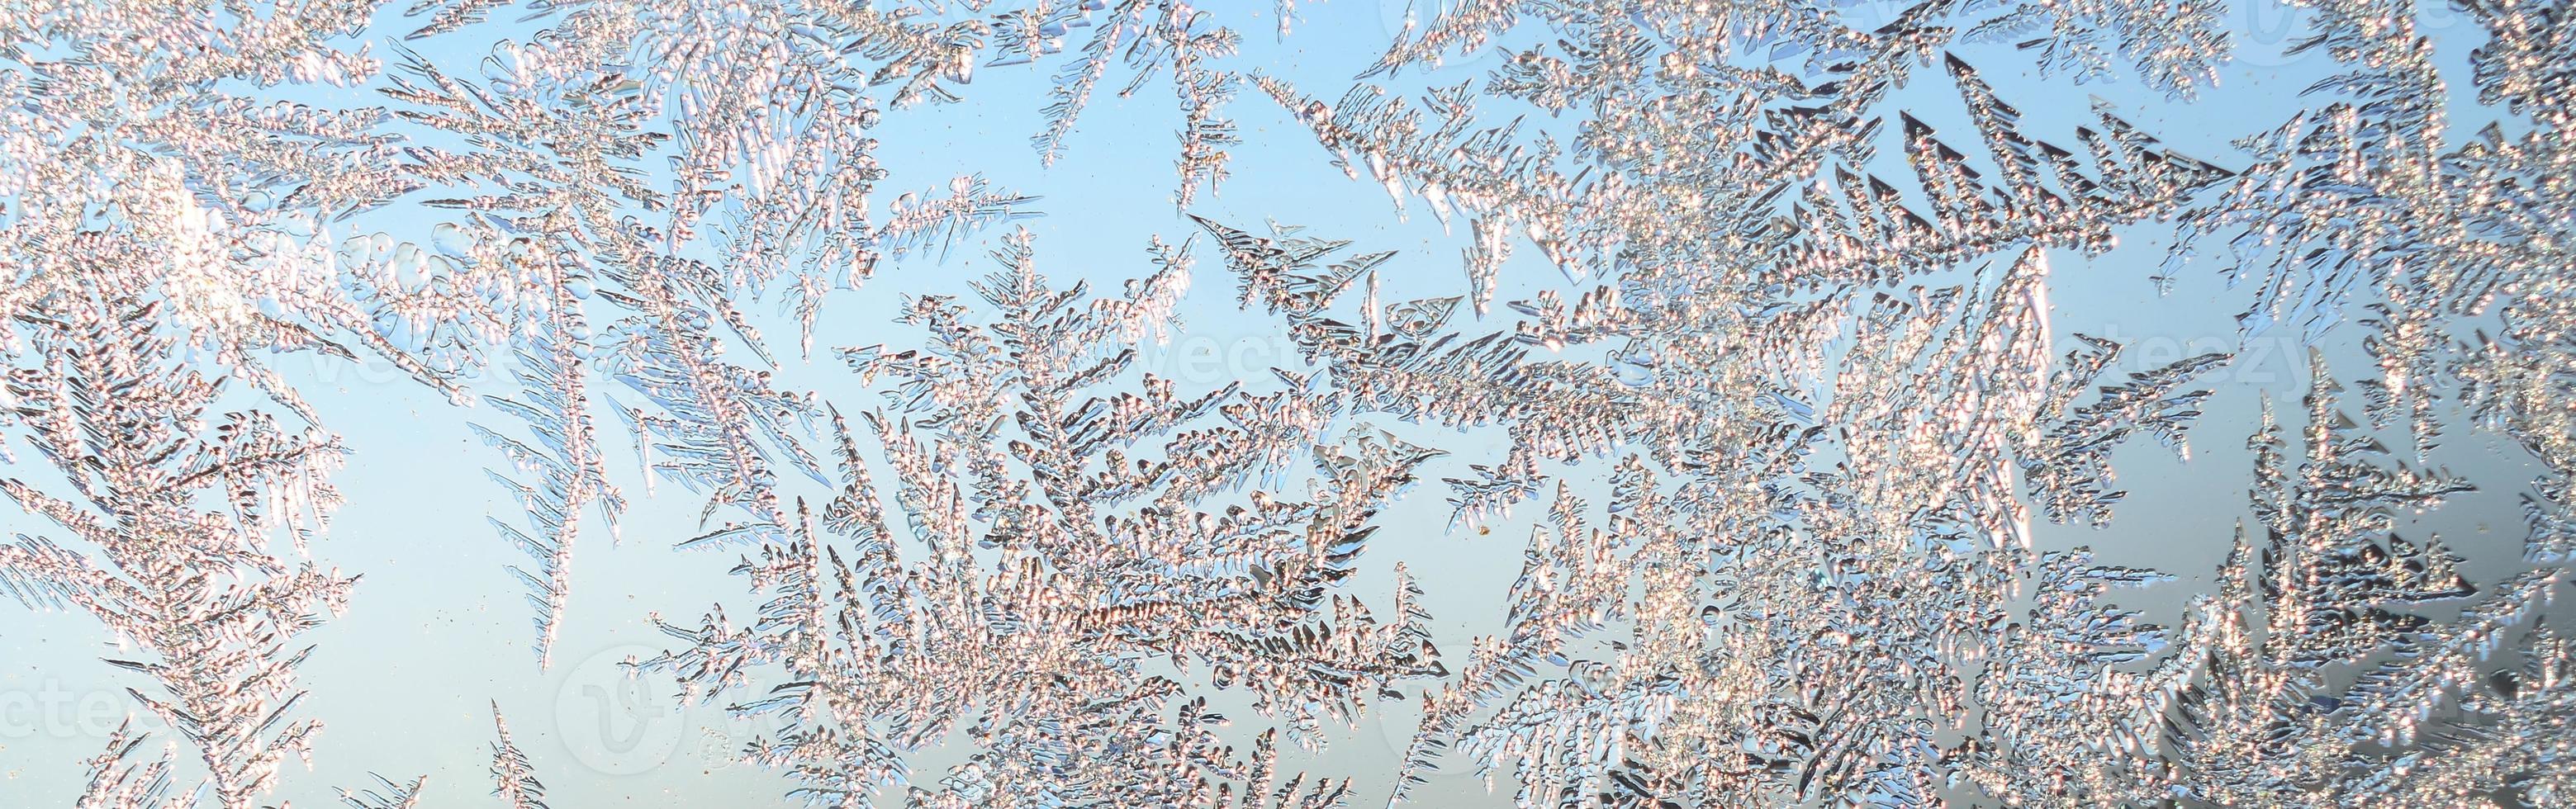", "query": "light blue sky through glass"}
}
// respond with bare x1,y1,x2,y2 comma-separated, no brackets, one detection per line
0,1,2554,806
